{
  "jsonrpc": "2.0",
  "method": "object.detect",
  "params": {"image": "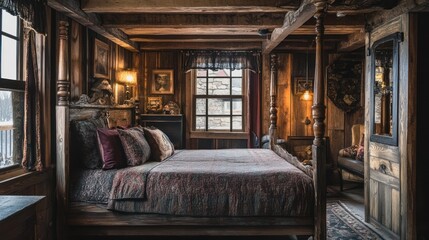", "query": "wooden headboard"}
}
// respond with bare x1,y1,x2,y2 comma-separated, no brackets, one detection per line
69,104,135,127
